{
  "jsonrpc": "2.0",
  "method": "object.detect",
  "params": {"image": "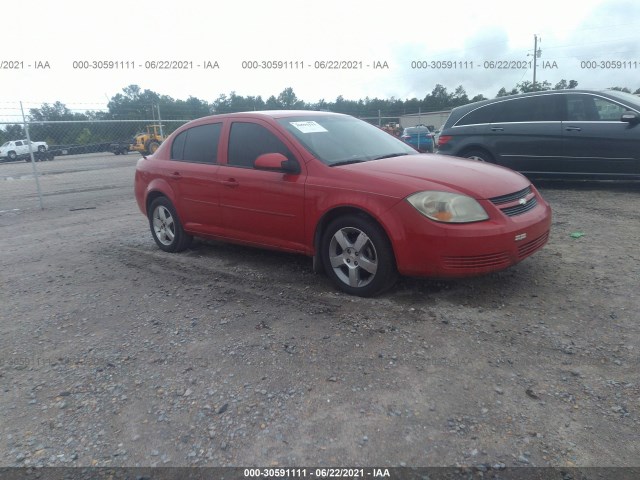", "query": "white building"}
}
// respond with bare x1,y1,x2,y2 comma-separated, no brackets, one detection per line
399,110,452,131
